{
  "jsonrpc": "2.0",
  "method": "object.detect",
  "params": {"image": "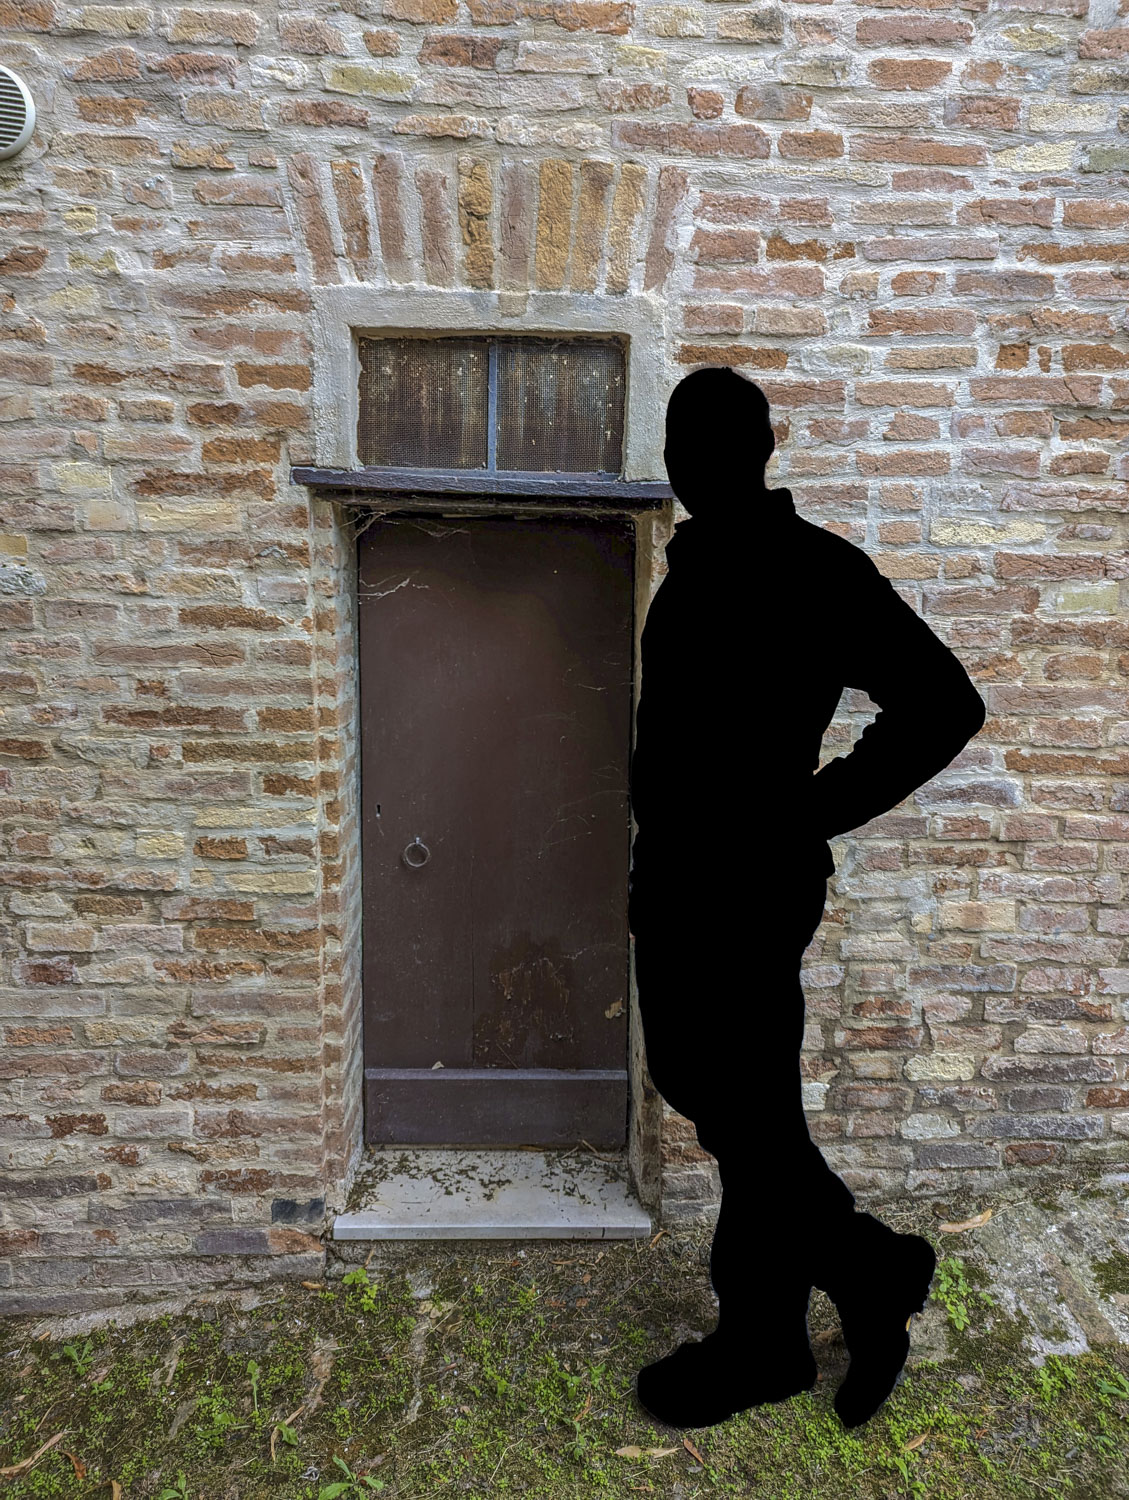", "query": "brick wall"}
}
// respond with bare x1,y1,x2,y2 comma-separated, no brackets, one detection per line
2,0,1128,1309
